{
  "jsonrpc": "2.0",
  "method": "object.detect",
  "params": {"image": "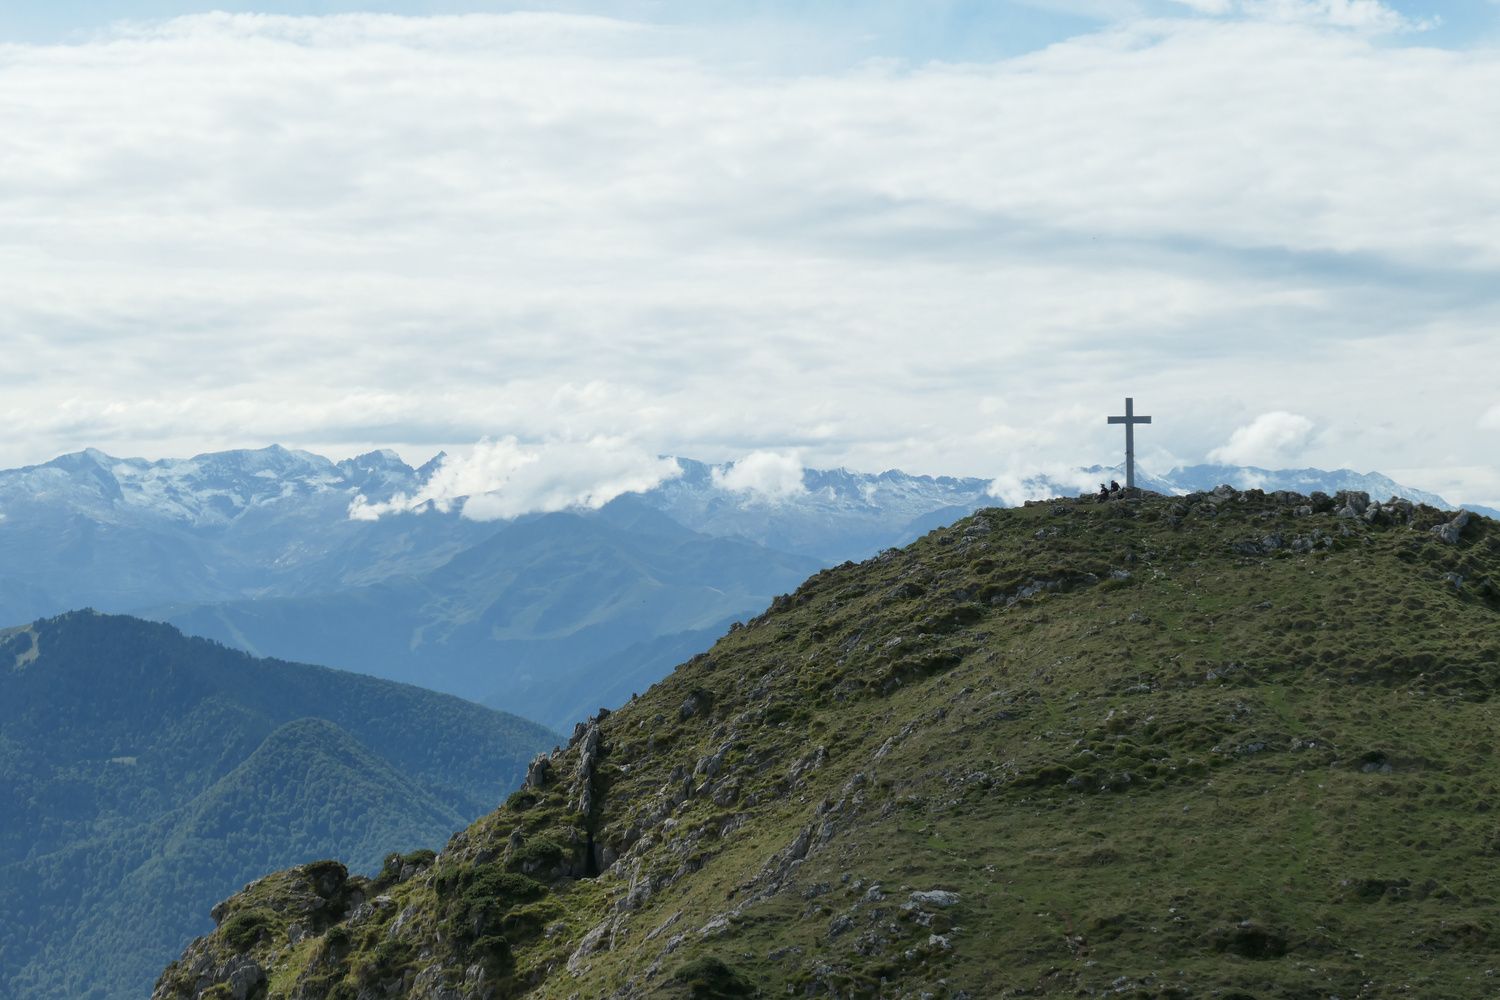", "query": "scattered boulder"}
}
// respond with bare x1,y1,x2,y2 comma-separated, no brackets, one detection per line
694,742,732,782
150,952,265,1000
1334,491,1370,518
679,689,713,722
698,914,732,938
962,517,993,537
1205,662,1246,683
1432,510,1472,545
908,889,961,909
523,752,552,790
222,957,266,1000
566,917,616,974
887,581,926,602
